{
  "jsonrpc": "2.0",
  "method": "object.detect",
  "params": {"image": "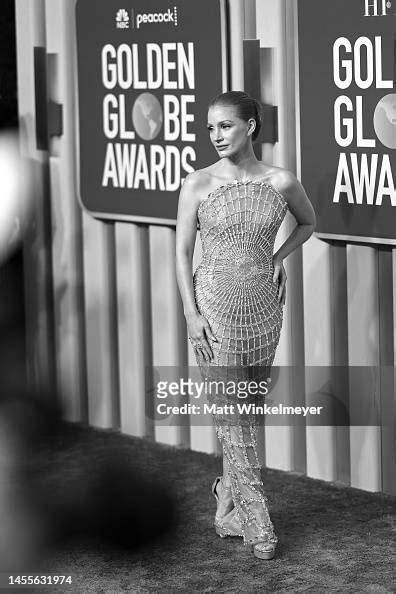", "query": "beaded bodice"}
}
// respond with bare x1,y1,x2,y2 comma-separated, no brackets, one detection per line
193,179,288,367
